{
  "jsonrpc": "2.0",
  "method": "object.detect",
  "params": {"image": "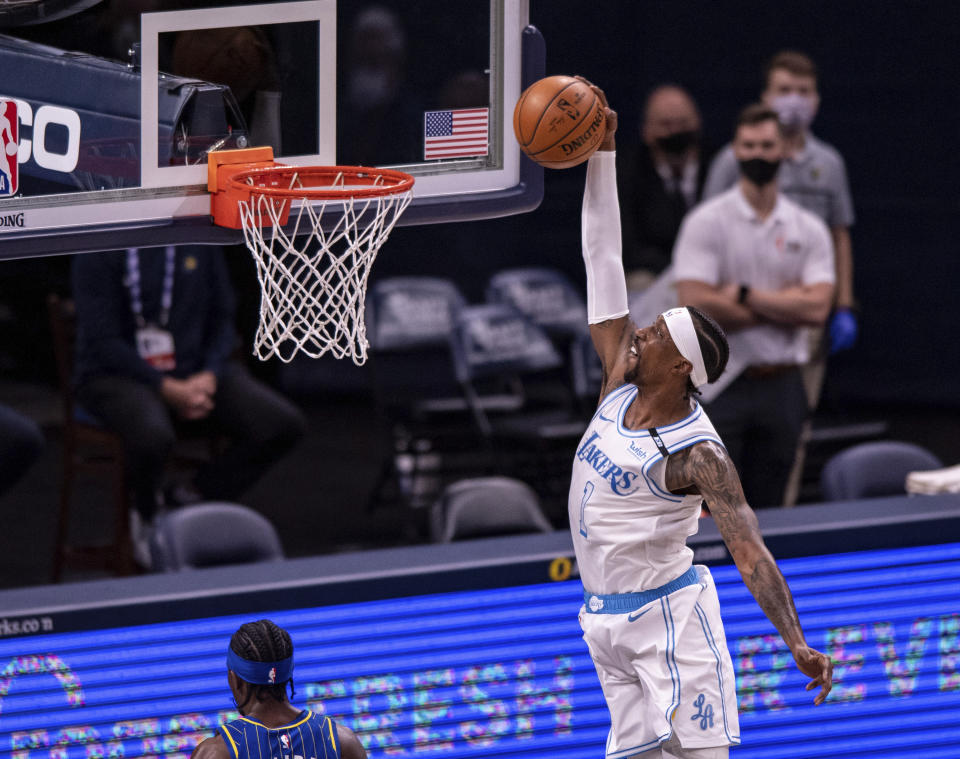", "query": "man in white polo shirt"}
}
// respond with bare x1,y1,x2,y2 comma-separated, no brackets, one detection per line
674,103,834,508
702,51,856,506
702,51,856,356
